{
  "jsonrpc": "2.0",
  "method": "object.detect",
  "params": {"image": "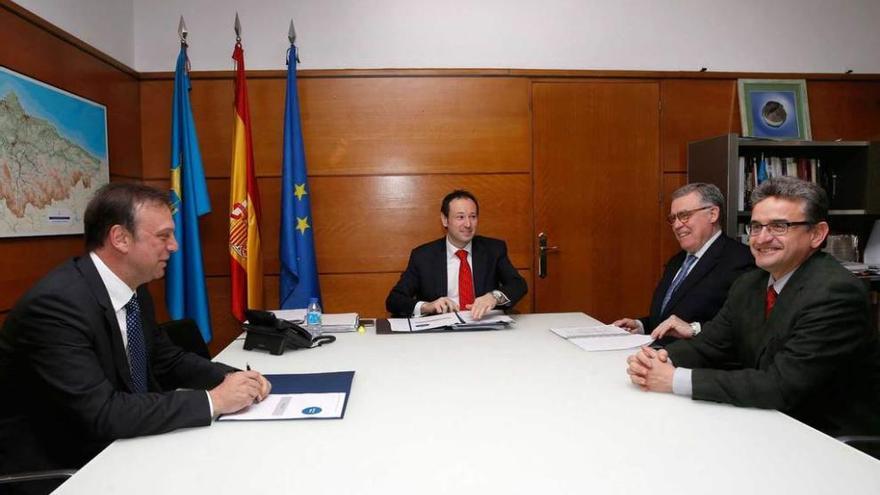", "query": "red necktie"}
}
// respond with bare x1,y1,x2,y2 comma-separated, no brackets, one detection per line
765,286,777,318
456,249,475,309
